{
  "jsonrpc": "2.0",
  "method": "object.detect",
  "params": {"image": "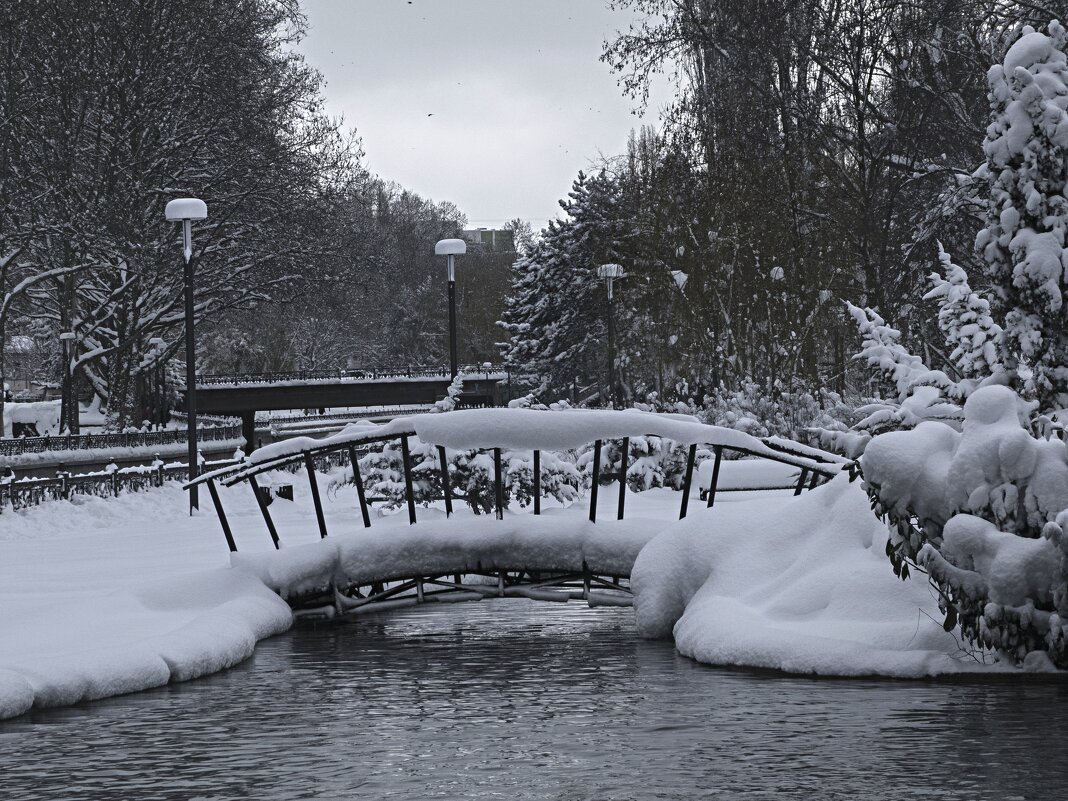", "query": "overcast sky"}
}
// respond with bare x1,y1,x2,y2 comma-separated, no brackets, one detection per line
297,0,671,231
